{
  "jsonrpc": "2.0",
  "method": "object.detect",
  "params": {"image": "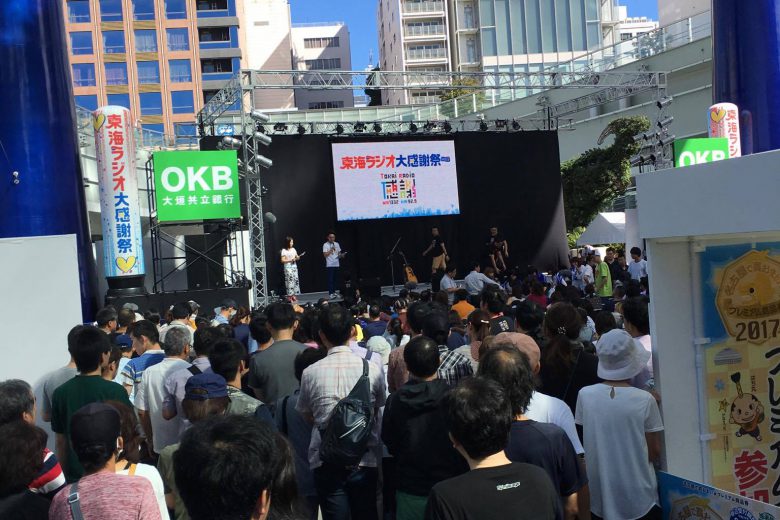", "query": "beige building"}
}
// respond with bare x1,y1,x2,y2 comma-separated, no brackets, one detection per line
291,22,354,110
